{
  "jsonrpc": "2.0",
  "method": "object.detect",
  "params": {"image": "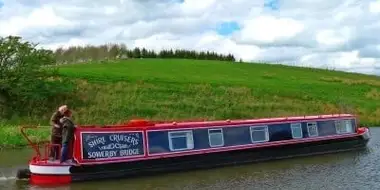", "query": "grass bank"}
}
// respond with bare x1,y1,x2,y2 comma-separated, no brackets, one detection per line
2,58,380,148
